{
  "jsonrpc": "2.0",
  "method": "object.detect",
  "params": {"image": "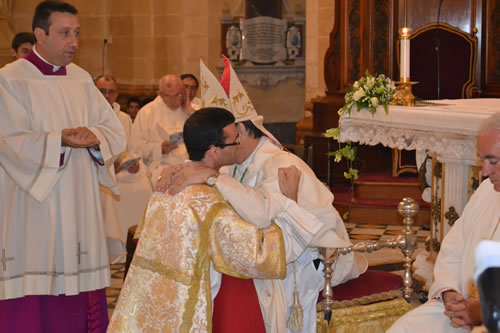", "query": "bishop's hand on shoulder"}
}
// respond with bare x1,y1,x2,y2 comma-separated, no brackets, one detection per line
62,127,100,148
278,165,301,202
154,161,217,195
